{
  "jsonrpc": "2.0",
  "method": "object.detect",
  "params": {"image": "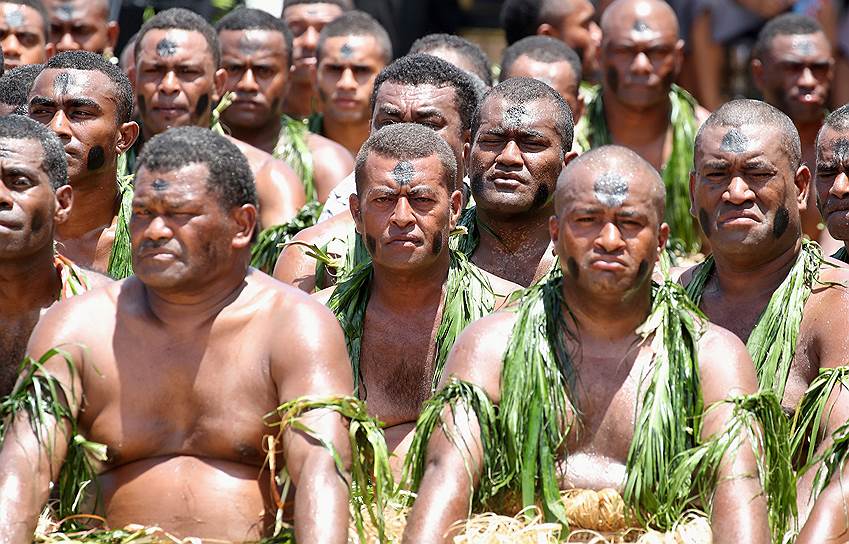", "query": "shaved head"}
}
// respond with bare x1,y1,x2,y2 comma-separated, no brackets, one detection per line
600,0,679,36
